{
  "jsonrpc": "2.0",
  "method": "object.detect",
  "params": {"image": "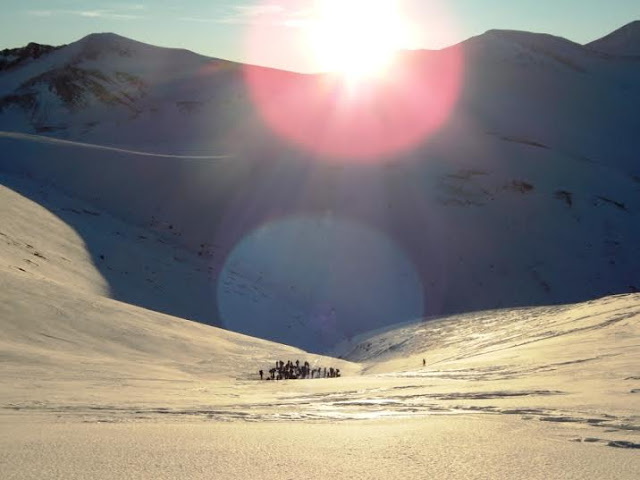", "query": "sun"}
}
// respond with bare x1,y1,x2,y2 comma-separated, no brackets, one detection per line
307,0,409,81
243,0,463,160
